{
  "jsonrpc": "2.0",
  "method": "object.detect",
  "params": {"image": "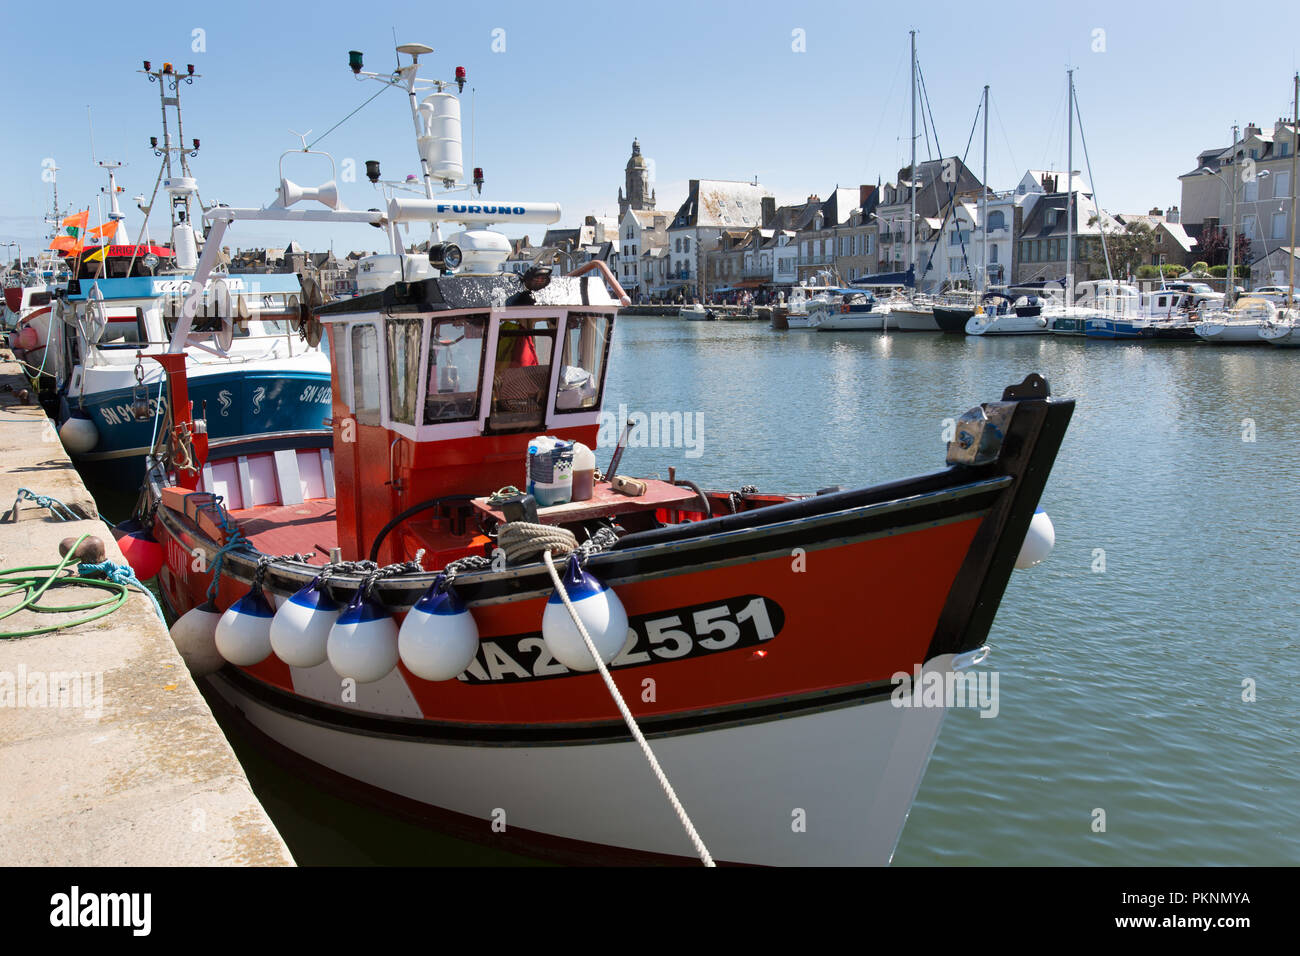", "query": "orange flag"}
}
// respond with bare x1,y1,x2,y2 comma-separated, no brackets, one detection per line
61,210,89,231
49,235,80,252
87,222,117,238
